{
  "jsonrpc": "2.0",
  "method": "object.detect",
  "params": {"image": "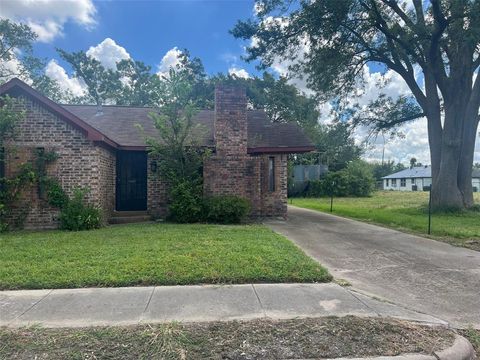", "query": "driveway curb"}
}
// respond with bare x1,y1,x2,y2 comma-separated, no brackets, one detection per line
434,334,476,360
318,335,476,360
